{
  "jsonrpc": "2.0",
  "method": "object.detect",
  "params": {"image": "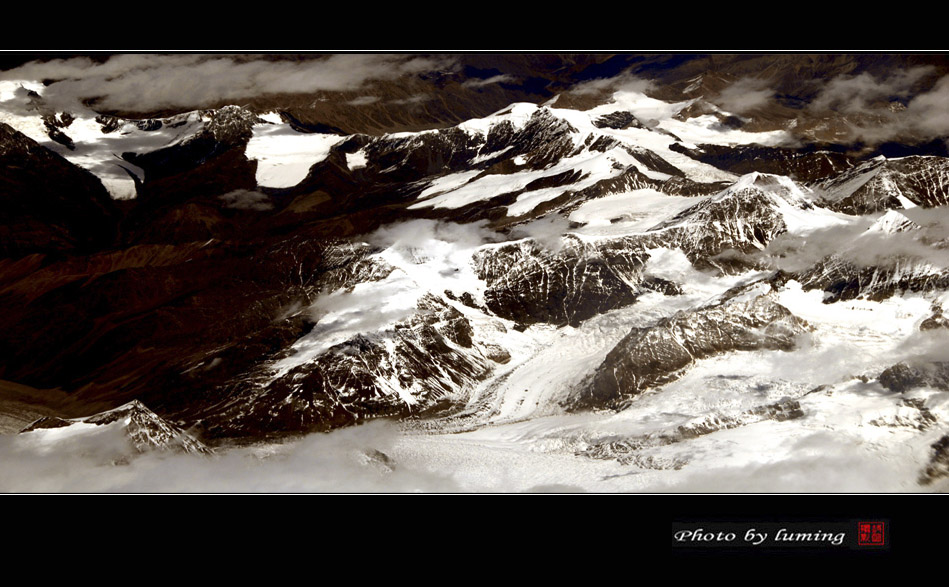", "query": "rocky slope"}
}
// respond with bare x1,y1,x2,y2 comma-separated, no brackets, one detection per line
815,156,949,214
578,289,808,410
